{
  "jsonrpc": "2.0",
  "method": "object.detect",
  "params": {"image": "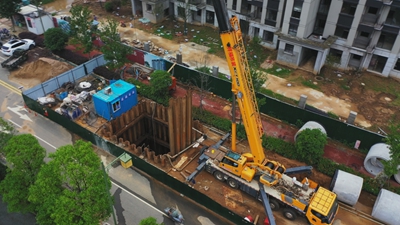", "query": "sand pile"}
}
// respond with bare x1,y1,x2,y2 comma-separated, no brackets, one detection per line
9,58,74,88
12,57,73,81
